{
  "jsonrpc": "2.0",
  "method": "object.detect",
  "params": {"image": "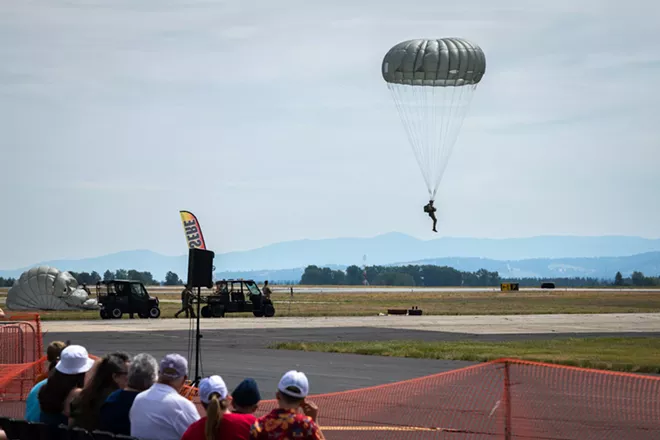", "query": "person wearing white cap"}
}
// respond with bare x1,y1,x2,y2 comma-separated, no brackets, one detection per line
129,353,200,440
250,370,325,440
37,345,95,426
181,375,260,440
